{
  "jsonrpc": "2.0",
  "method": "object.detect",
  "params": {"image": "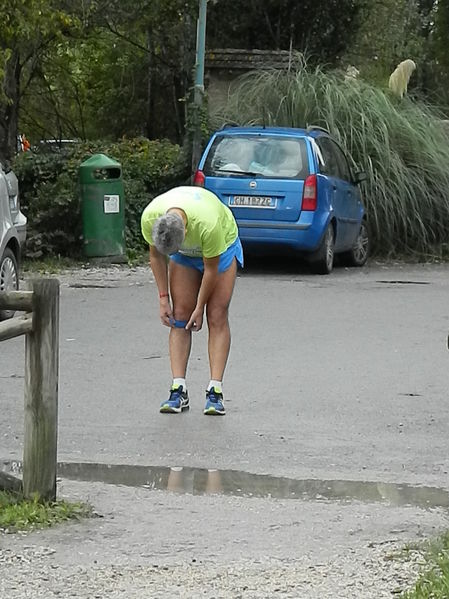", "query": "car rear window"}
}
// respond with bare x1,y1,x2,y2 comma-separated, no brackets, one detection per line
203,135,309,180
